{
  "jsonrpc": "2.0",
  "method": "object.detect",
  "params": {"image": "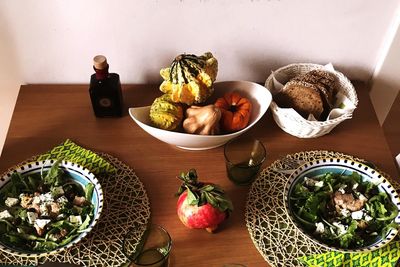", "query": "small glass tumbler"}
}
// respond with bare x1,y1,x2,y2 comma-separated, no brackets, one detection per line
123,224,172,267
224,136,266,186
